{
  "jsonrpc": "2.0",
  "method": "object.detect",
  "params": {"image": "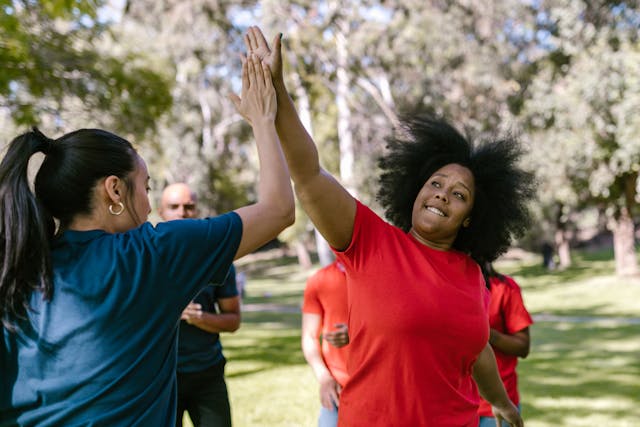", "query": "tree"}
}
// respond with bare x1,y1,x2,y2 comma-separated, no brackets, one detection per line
0,0,171,138
517,0,640,276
